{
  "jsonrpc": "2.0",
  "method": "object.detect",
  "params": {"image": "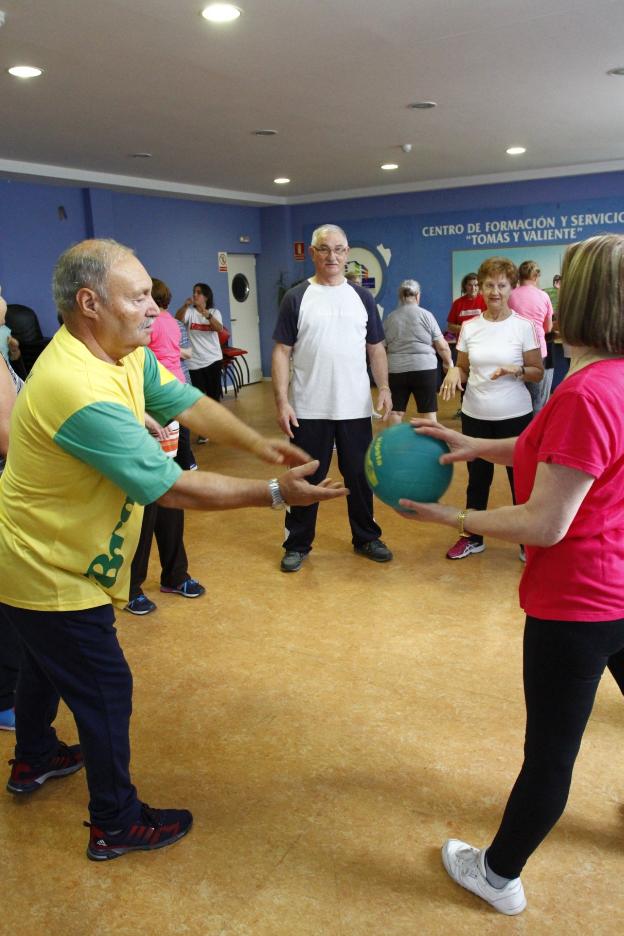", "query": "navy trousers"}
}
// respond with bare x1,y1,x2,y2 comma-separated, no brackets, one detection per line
129,501,188,600
284,417,381,553
0,615,21,710
0,602,141,827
